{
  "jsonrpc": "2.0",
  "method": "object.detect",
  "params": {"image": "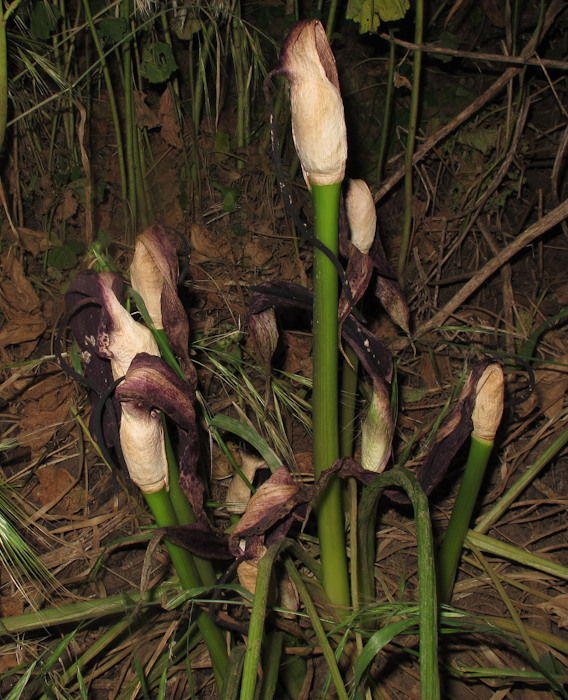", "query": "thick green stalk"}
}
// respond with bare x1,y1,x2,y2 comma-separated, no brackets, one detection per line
311,182,350,612
144,489,228,689
436,435,494,604
162,423,217,588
